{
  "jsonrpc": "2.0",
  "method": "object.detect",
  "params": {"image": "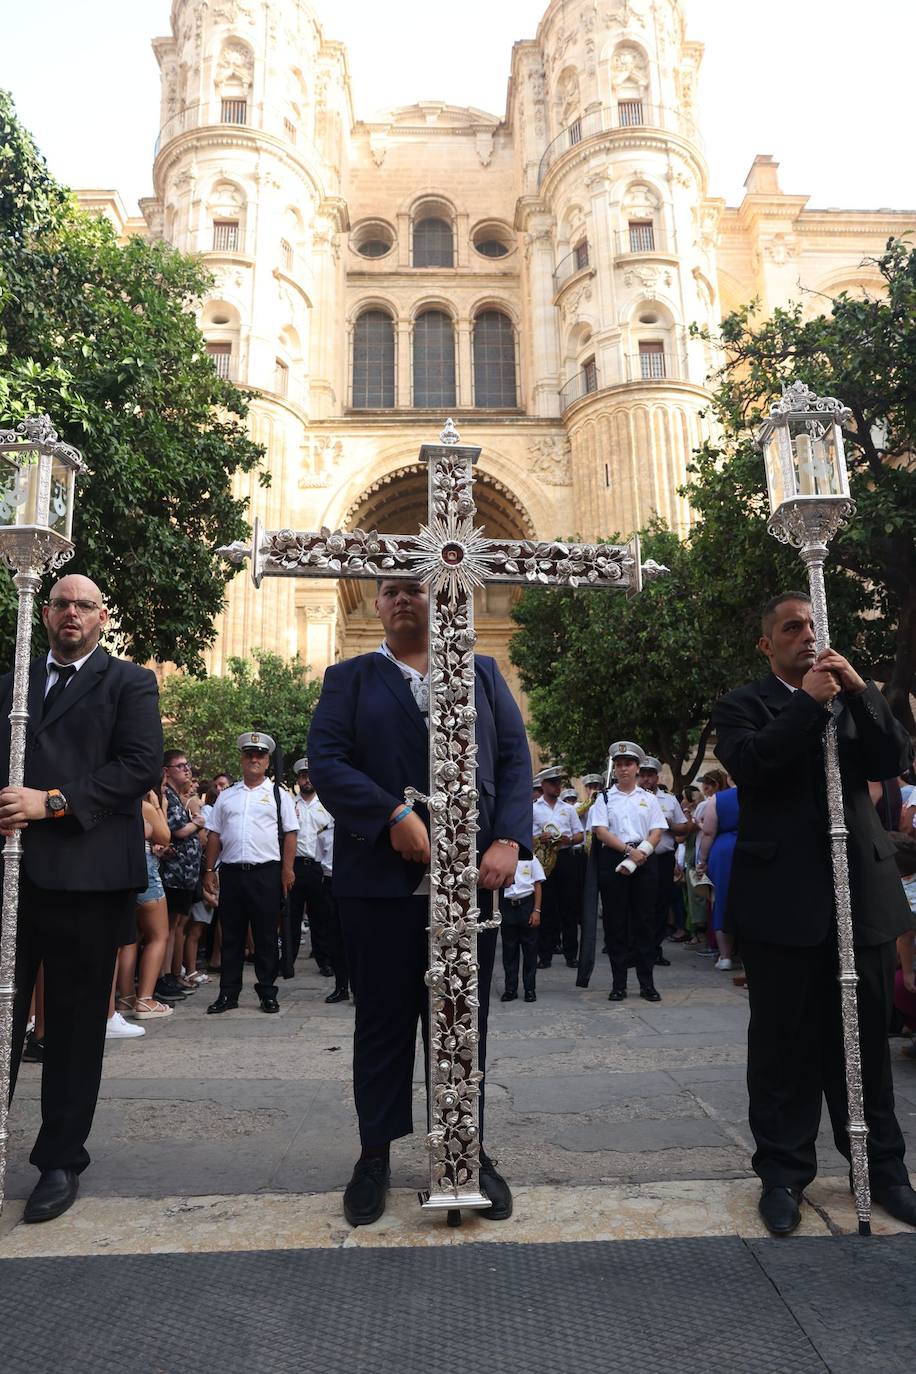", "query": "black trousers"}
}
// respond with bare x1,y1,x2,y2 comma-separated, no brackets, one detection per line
742,936,909,1192
322,876,348,989
653,849,677,953
500,894,538,995
597,850,657,991
338,892,496,1147
288,855,334,967
10,875,129,1174
218,862,281,999
538,849,577,963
